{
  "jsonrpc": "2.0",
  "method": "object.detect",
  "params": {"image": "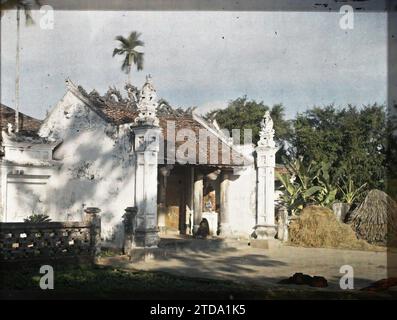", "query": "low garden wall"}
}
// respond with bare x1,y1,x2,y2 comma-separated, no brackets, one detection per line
0,208,101,269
